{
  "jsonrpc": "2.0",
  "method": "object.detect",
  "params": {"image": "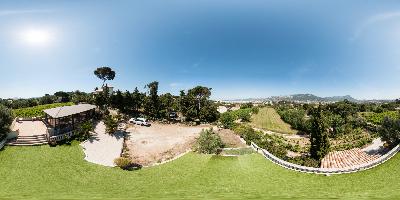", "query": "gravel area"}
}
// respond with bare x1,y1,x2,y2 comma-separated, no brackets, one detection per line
81,121,124,167
126,123,209,166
